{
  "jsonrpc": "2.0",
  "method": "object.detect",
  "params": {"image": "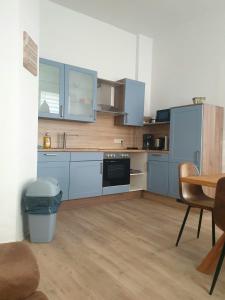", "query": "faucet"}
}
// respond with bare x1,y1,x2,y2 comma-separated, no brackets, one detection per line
63,132,67,149
62,132,79,149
